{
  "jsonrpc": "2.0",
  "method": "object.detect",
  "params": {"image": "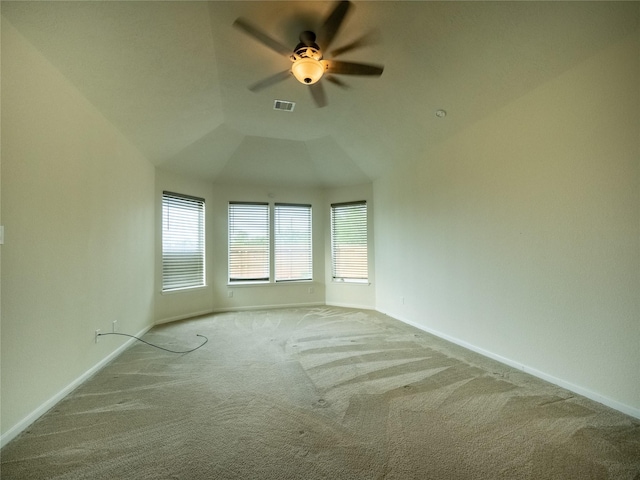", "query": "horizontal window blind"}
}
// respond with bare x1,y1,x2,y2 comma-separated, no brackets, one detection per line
228,202,269,282
331,201,368,281
275,204,312,282
162,192,205,291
